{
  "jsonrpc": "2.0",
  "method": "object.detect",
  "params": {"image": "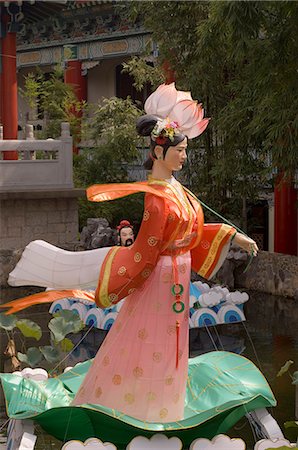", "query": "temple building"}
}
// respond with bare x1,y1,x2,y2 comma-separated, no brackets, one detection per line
4,1,152,136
